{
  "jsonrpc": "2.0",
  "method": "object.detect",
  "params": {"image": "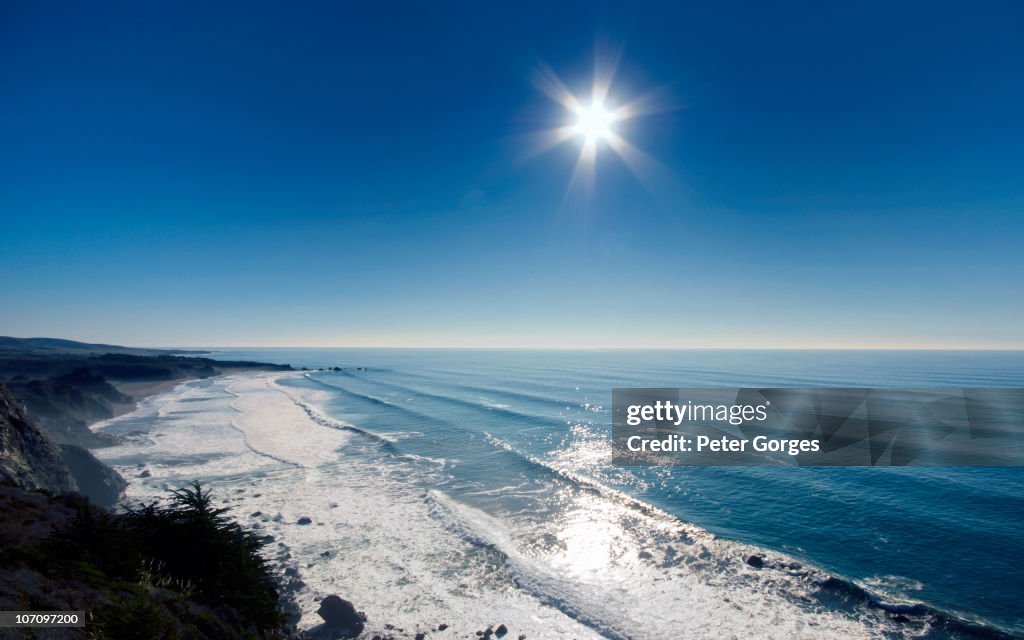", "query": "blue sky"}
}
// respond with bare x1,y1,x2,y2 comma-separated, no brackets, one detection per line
1,1,1022,348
